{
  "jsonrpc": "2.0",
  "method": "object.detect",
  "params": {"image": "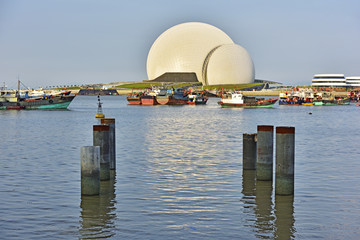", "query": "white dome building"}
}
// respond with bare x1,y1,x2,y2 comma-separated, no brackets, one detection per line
146,22,255,86
203,44,254,85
